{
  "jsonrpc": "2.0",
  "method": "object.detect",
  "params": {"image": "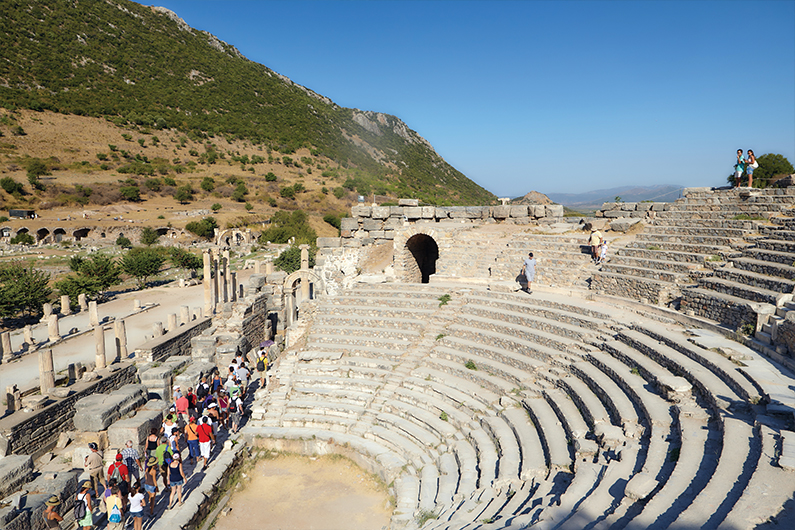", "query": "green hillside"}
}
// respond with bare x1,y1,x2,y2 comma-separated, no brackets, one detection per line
0,0,494,205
